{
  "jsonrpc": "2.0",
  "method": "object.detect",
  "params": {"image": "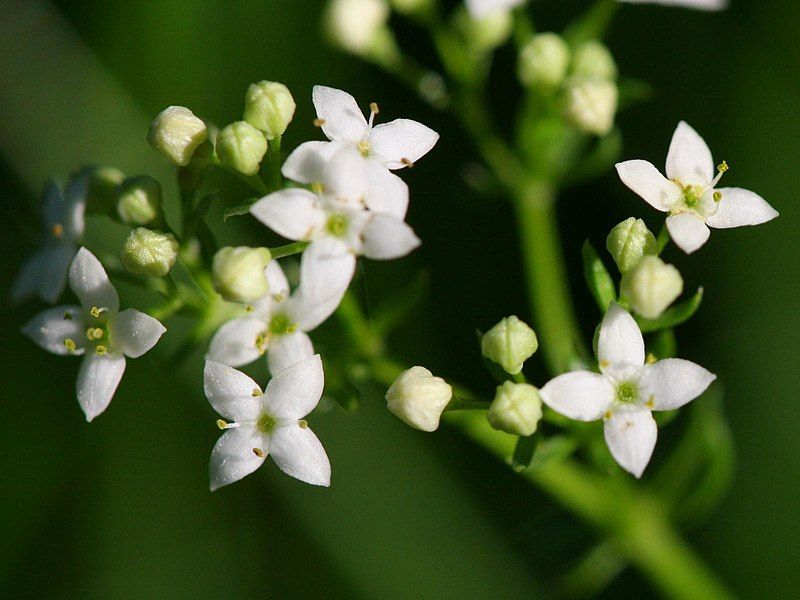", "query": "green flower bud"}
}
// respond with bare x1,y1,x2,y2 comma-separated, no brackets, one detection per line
620,256,684,320
517,33,570,89
77,166,124,215
571,41,617,81
386,366,453,432
606,217,658,273
215,121,268,176
243,81,296,140
121,228,179,277
147,106,208,166
116,175,162,225
487,382,543,437
481,316,538,375
455,7,512,53
212,246,271,303
326,0,391,57
564,77,618,136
